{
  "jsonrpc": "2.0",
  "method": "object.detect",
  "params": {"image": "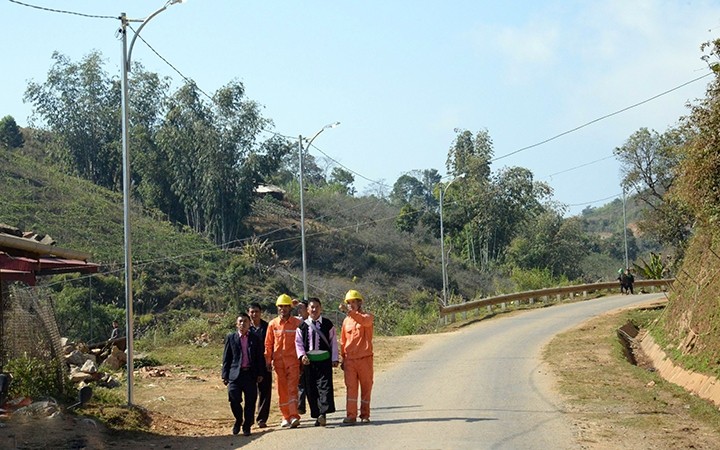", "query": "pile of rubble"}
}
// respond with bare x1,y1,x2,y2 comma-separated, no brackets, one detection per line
62,338,123,389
